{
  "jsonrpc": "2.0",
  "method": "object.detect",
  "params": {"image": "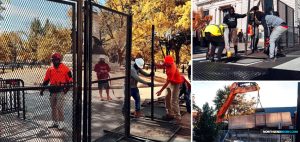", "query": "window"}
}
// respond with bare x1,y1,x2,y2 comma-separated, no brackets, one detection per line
203,10,209,16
